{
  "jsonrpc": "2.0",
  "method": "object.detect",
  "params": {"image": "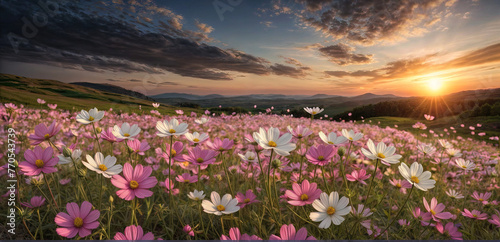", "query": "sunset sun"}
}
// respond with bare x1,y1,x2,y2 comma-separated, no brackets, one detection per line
427,79,443,94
